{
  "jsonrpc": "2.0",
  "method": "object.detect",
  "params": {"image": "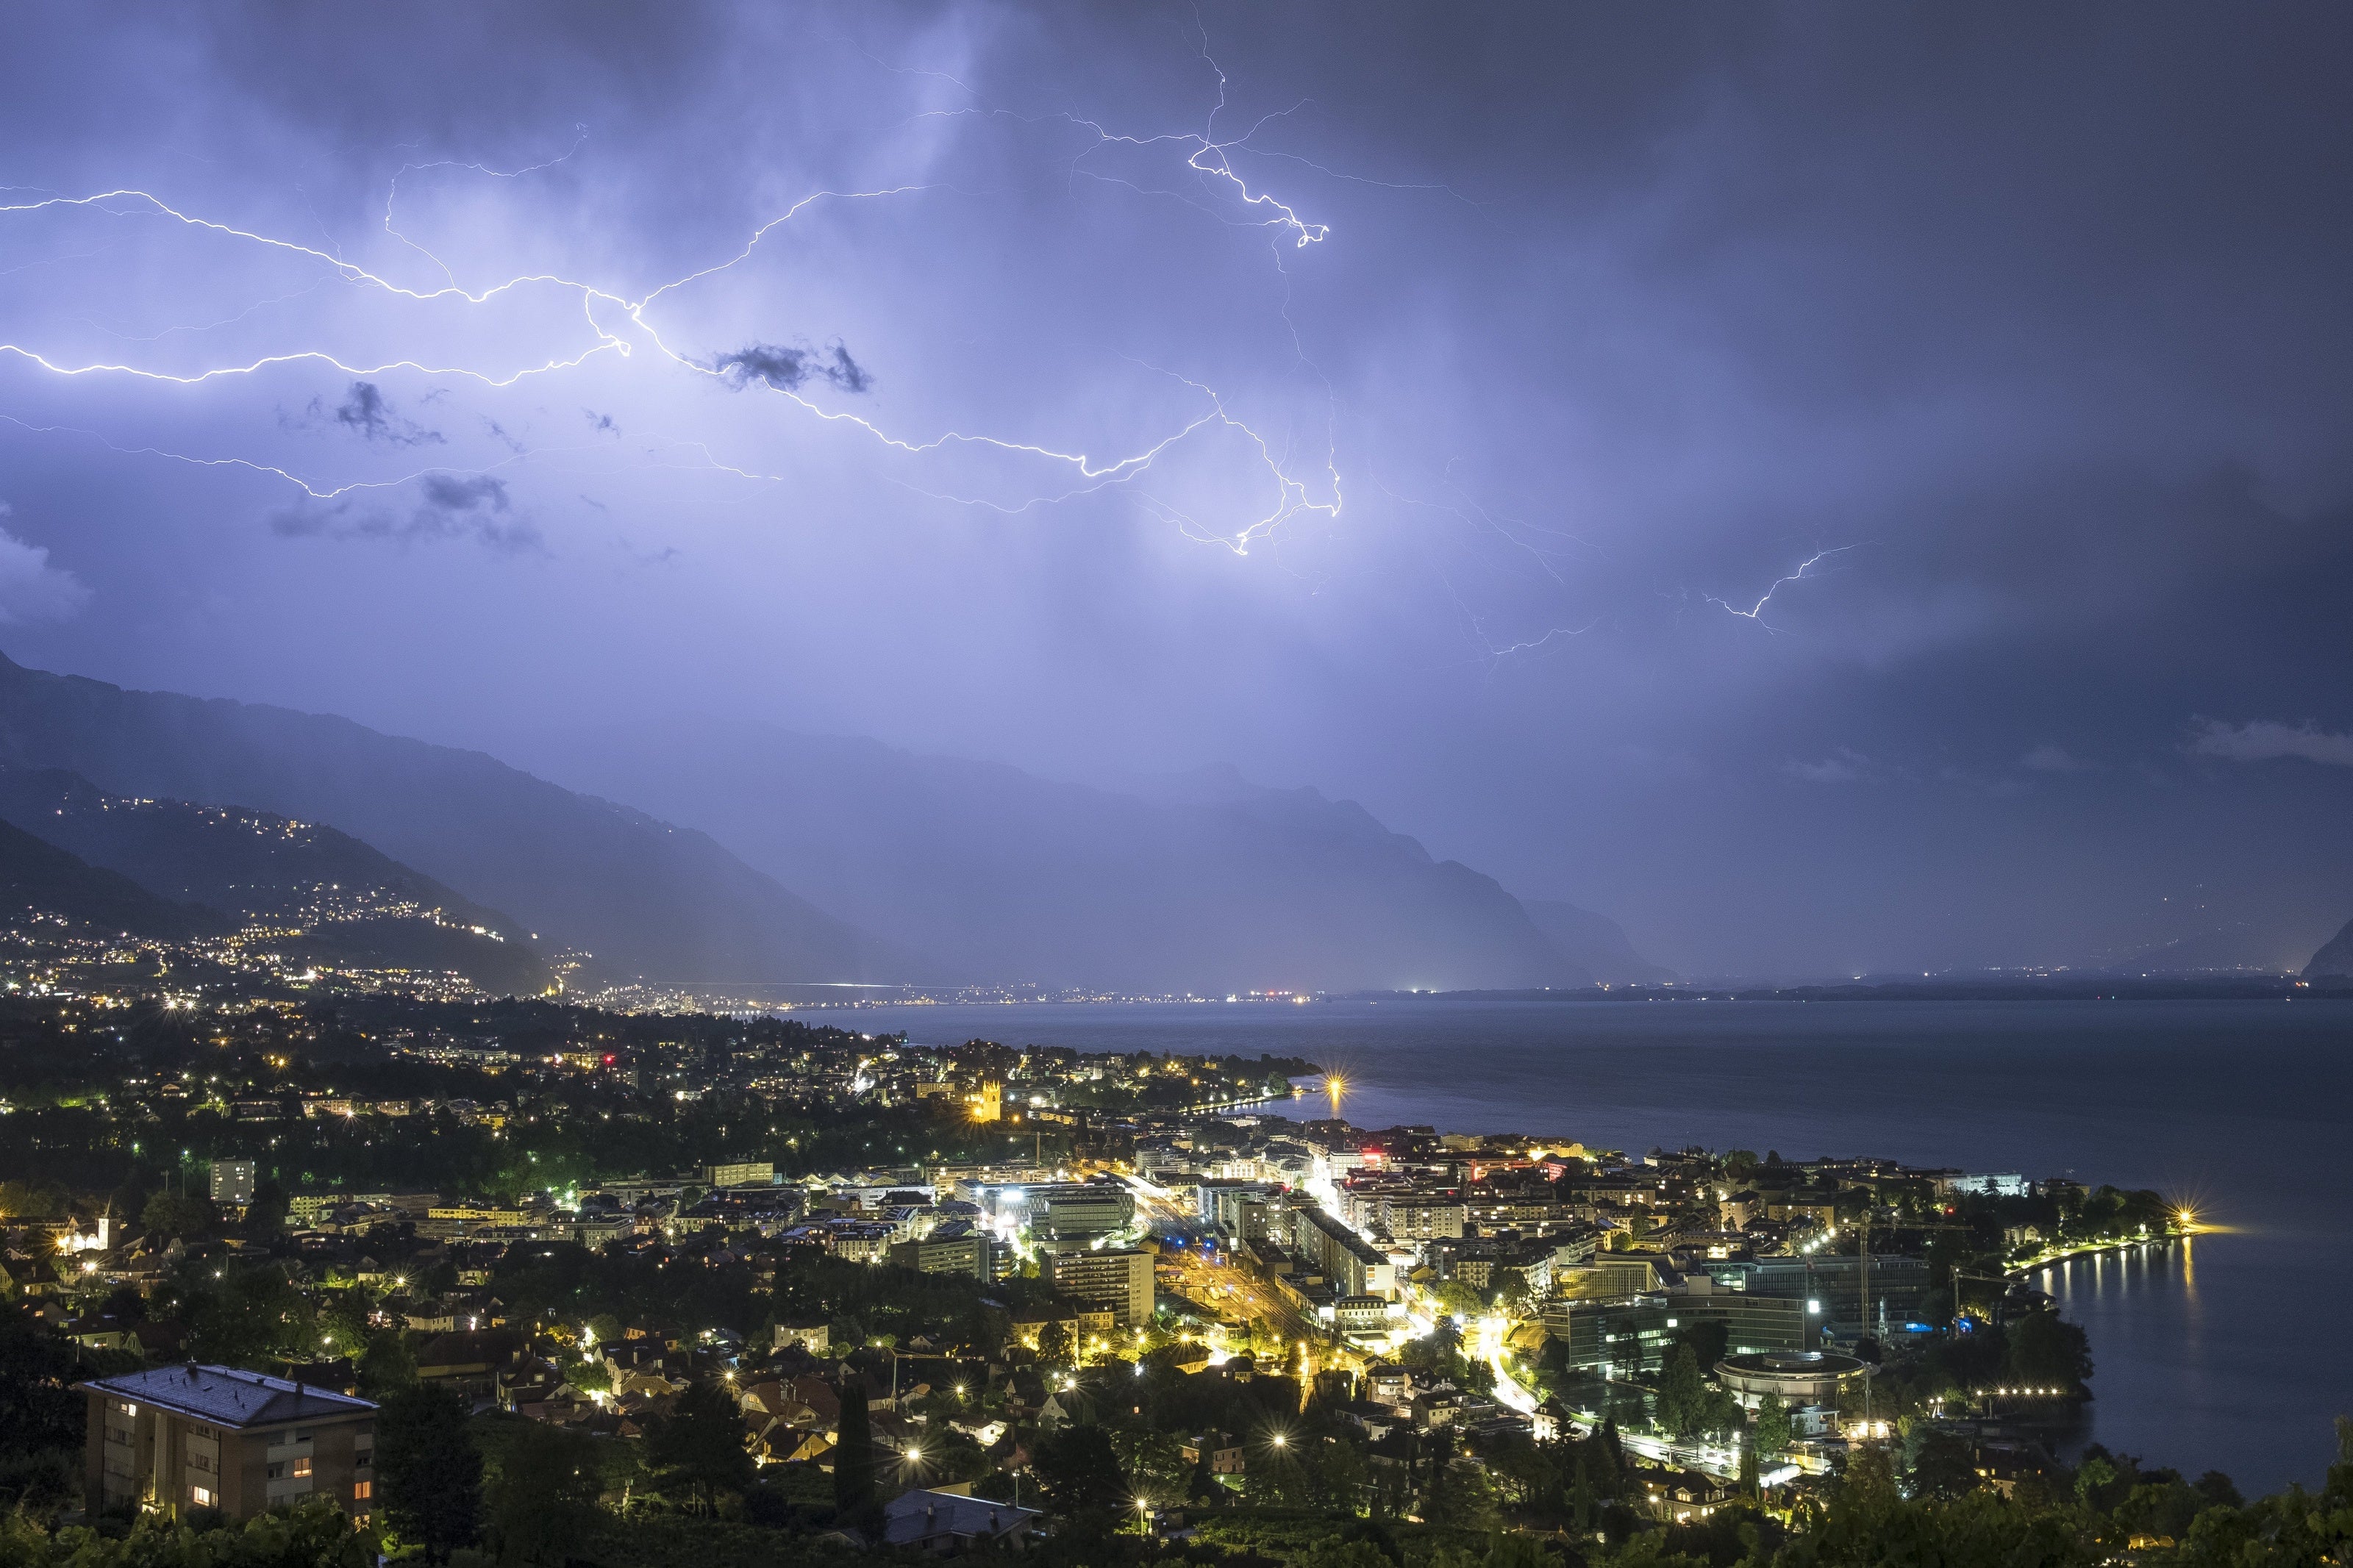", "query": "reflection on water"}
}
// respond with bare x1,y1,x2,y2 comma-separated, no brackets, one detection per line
2038,1226,2332,1488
